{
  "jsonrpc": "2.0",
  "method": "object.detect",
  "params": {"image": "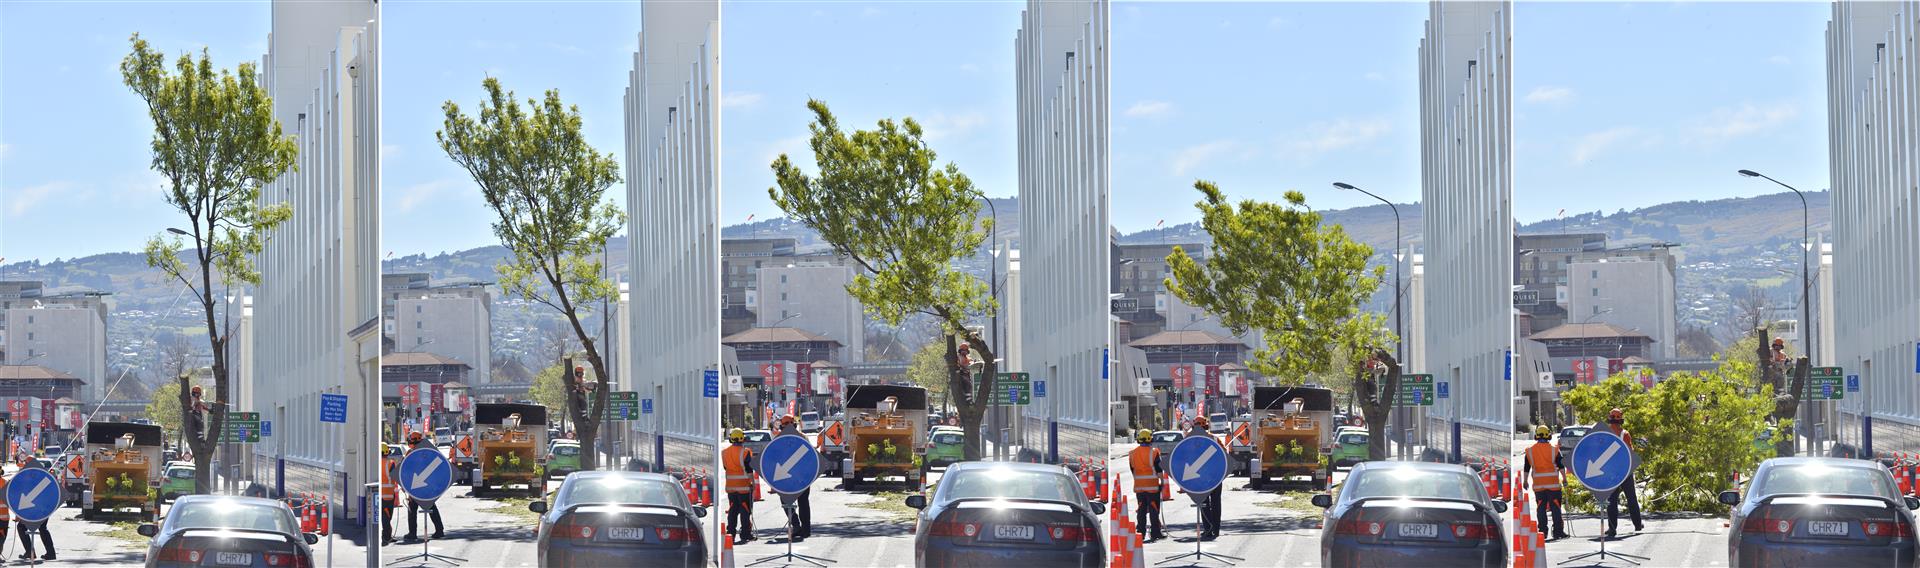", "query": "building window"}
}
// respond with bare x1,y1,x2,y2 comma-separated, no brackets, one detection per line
780,275,788,283
415,305,422,313
24,333,31,341
25,315,31,324
1591,269,1598,279
1591,288,1599,297
416,322,423,329
780,293,788,301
